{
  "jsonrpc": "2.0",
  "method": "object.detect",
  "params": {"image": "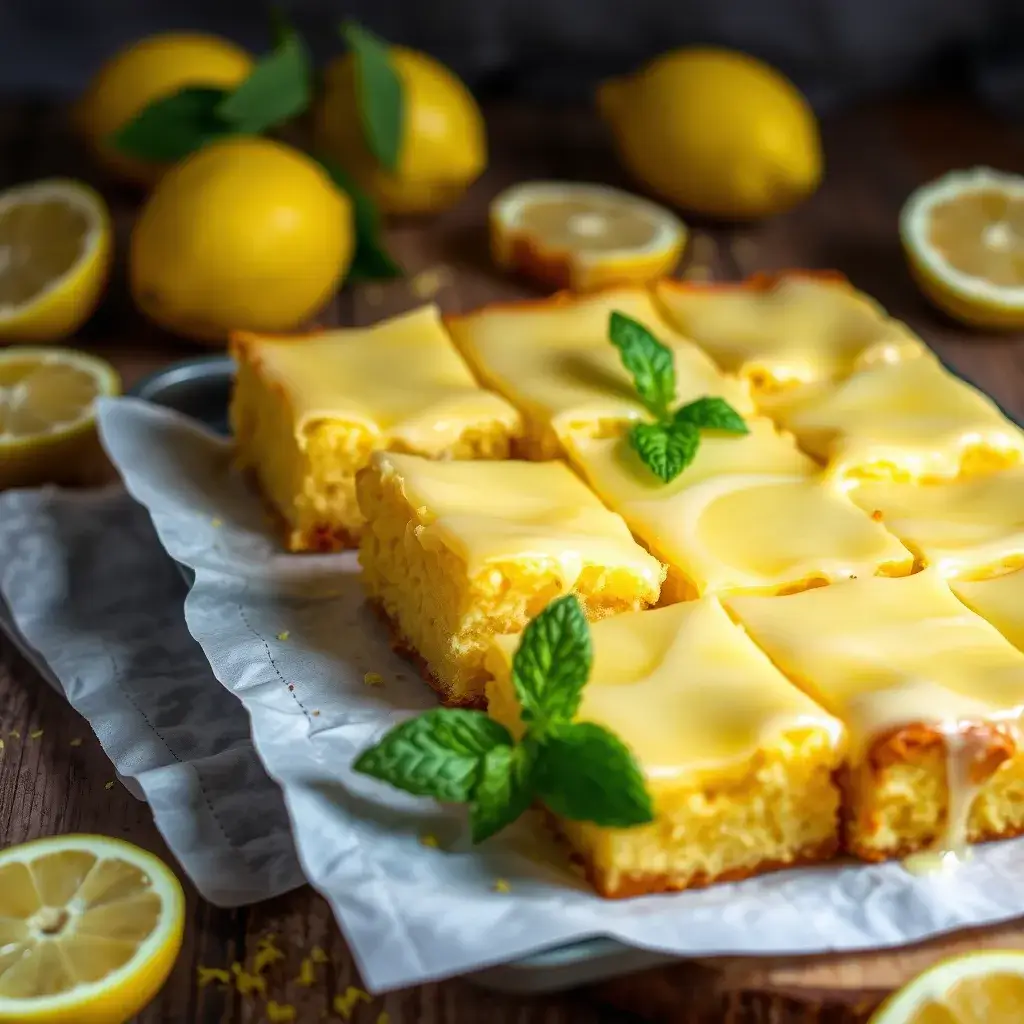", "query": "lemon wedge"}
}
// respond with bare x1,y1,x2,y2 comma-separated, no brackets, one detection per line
869,950,1024,1023
900,167,1024,329
0,834,185,1024
0,179,112,342
0,347,120,489
490,181,686,291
